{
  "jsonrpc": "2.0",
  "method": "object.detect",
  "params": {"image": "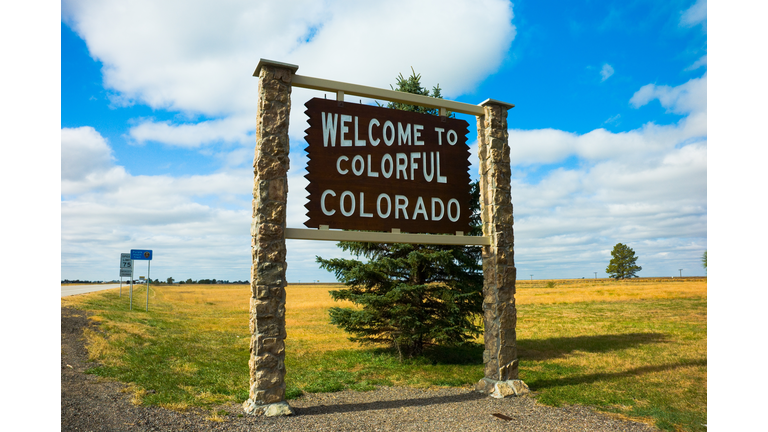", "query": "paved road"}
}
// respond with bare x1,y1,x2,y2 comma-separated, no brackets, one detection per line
61,284,125,297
